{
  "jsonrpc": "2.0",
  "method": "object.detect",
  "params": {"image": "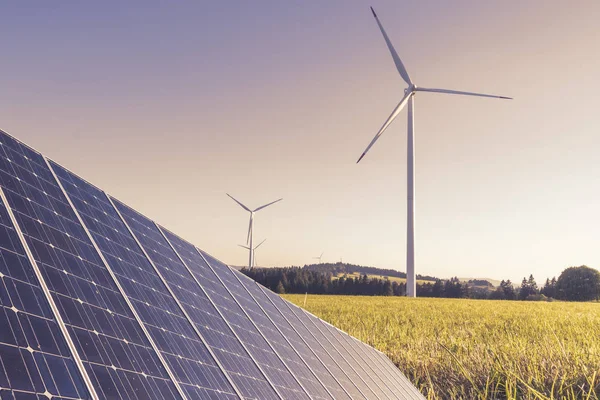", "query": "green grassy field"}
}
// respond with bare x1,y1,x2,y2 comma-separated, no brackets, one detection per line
283,294,600,400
